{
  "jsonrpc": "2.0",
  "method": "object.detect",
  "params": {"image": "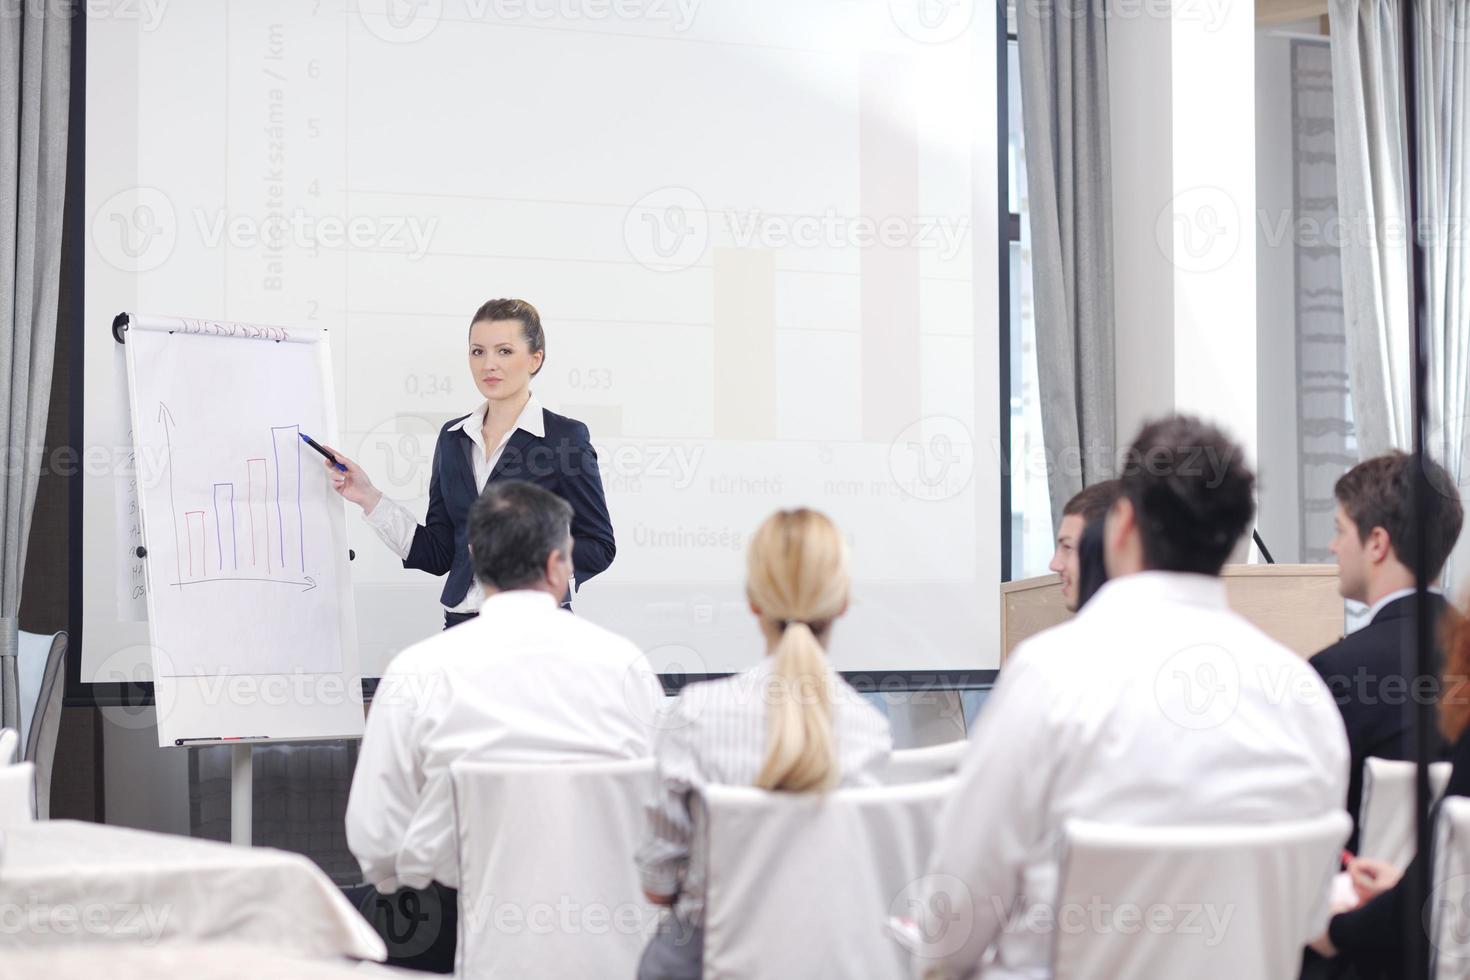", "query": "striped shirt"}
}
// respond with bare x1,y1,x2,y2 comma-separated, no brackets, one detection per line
635,656,892,925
